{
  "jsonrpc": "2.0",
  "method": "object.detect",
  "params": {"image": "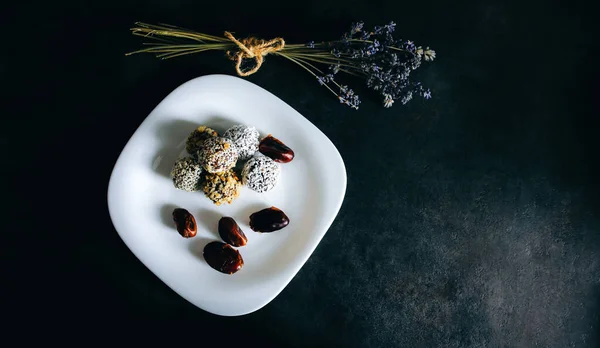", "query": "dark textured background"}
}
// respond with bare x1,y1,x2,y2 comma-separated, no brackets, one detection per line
5,0,600,346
